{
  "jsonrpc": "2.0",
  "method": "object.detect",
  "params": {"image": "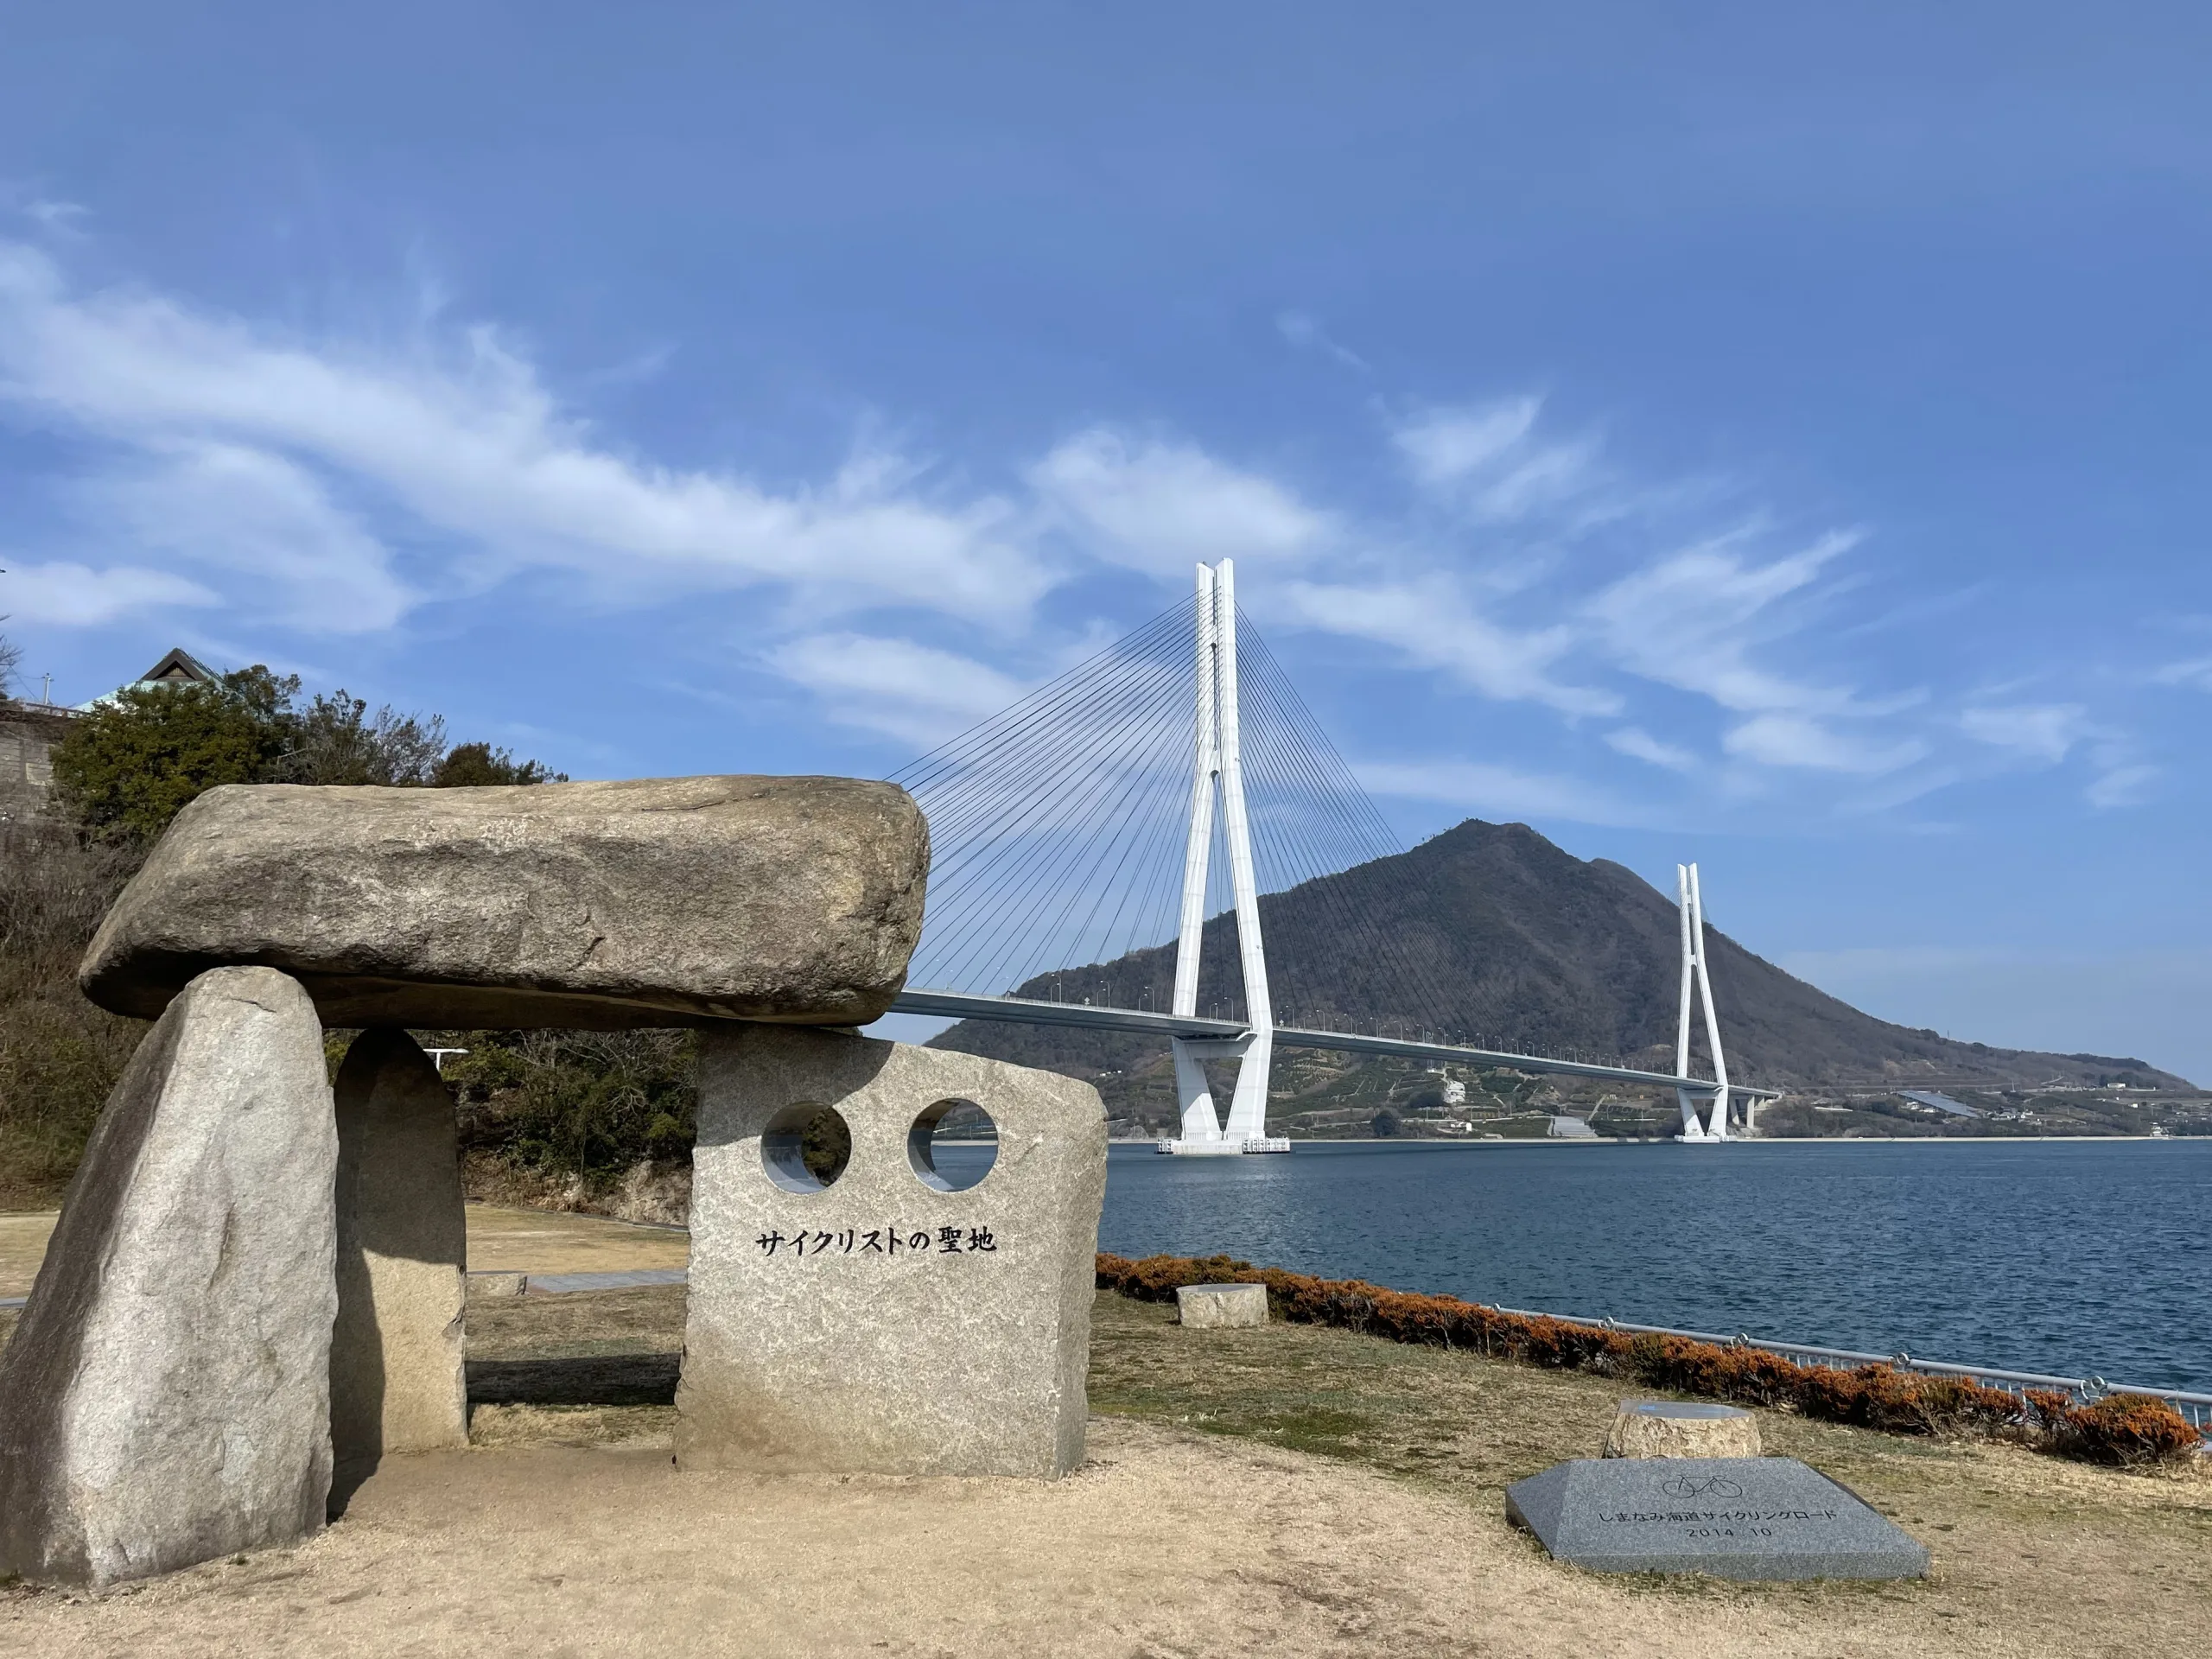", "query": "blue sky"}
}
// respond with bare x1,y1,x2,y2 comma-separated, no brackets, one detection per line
3,5,2210,1077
